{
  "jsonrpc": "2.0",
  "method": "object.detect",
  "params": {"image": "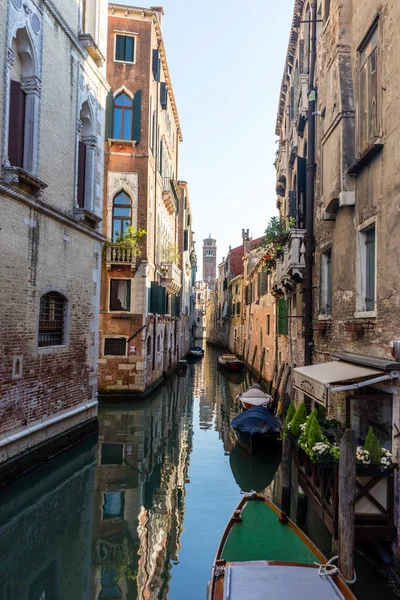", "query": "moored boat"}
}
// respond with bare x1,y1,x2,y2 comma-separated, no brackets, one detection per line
207,492,356,600
230,406,281,454
237,384,273,410
189,346,204,358
217,354,245,371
